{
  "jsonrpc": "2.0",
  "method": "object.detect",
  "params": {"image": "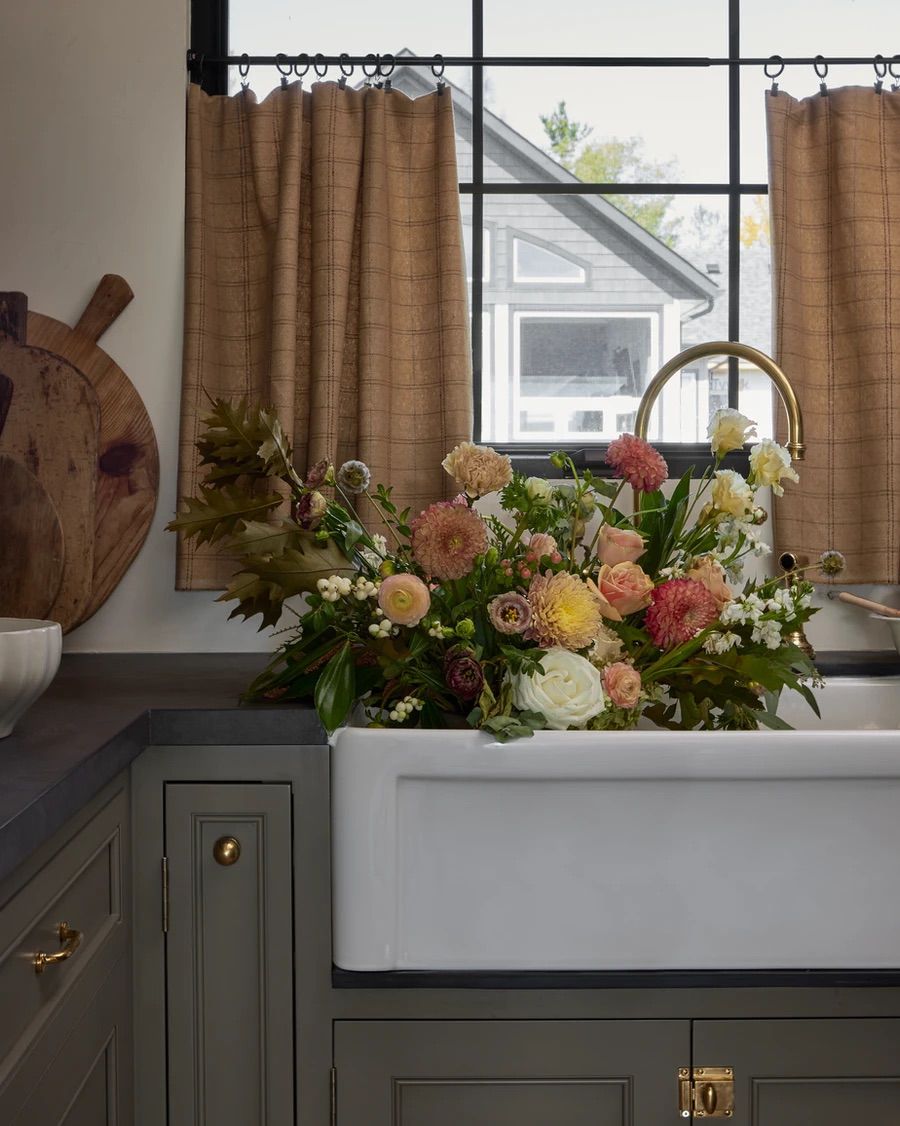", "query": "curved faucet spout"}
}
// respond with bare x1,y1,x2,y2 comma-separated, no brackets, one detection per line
634,341,805,462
